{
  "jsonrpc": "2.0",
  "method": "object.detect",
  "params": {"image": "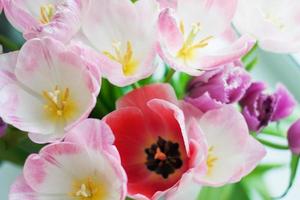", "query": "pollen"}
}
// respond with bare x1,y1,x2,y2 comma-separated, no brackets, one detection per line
40,4,55,24
42,86,76,122
103,41,139,76
177,21,213,62
206,146,218,176
70,177,107,200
